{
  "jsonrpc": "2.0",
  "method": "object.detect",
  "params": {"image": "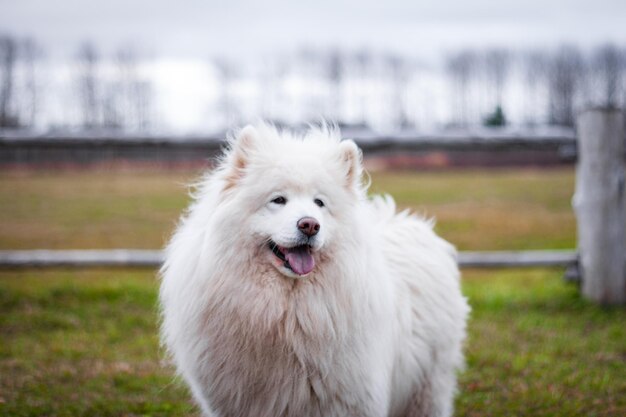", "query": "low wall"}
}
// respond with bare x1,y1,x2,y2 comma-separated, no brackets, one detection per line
0,131,579,169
